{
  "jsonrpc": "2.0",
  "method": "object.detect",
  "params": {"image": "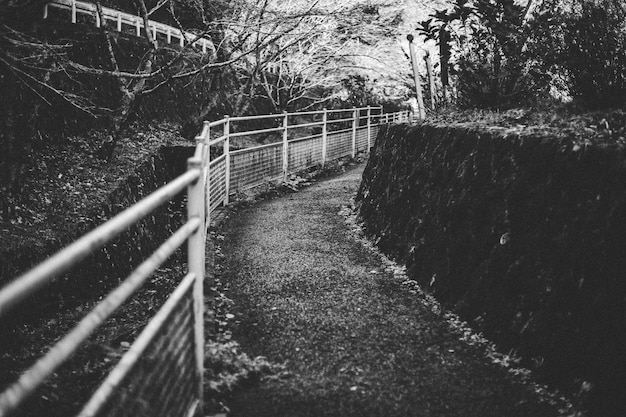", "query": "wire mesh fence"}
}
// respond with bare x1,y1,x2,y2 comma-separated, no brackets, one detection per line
209,156,227,212
230,143,283,192
204,107,409,207
78,274,198,417
287,135,324,173
356,126,369,152
326,129,354,161
0,103,409,417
